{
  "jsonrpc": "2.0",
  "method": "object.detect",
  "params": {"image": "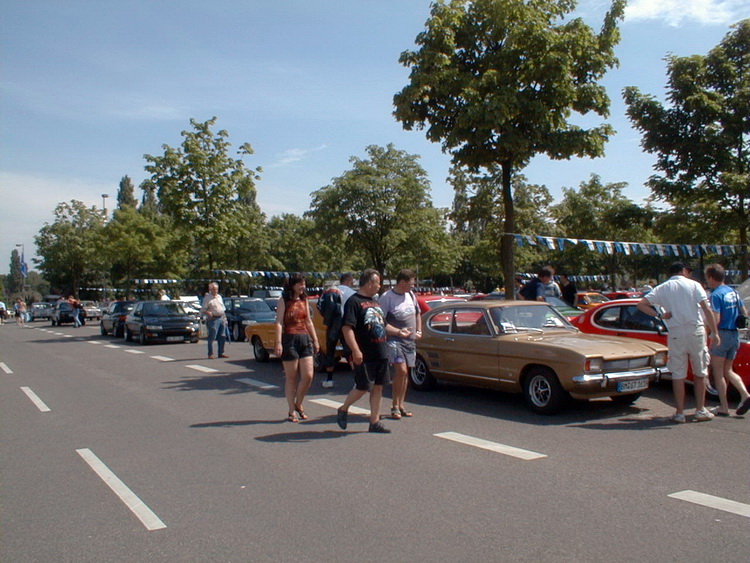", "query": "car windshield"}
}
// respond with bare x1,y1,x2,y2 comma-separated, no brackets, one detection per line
490,304,573,332
33,303,52,309
142,302,187,316
235,300,272,313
